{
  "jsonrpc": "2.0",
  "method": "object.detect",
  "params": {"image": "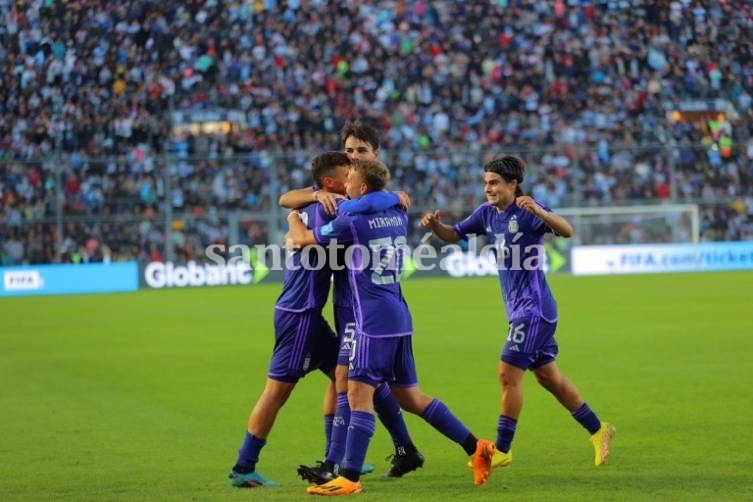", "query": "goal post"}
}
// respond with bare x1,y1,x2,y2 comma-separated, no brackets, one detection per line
557,204,700,246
